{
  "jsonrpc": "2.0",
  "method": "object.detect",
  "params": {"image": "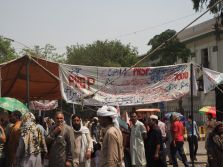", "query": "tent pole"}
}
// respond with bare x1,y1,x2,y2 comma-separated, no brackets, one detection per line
73,104,76,114
0,67,1,97
26,57,30,109
190,63,194,167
